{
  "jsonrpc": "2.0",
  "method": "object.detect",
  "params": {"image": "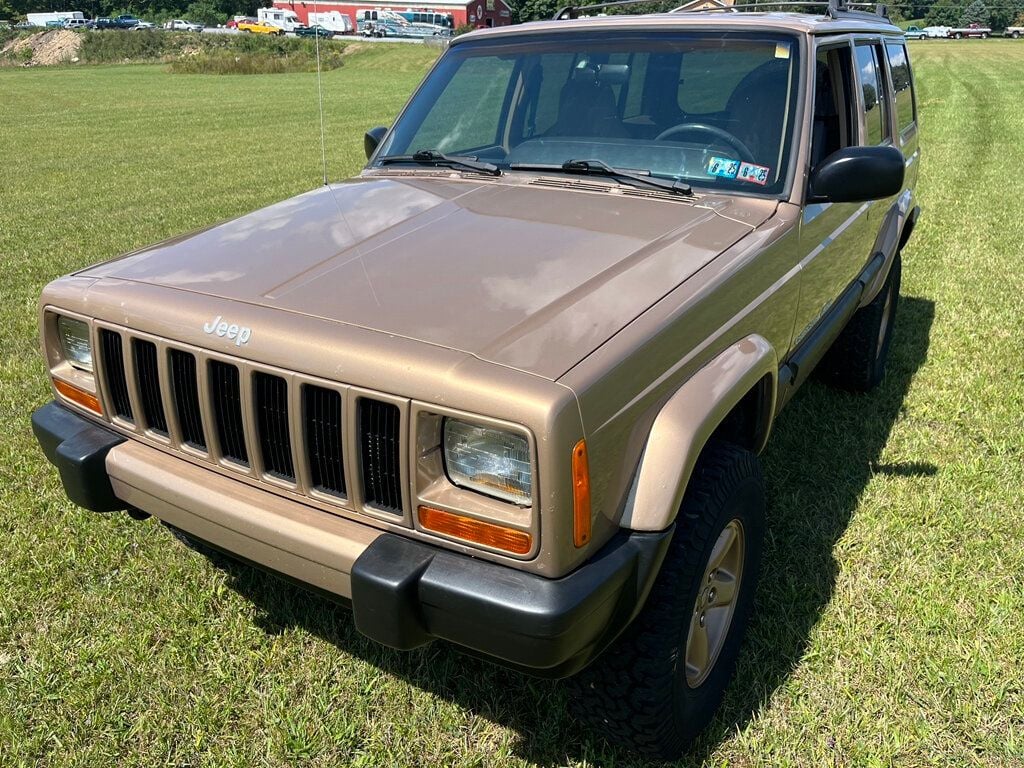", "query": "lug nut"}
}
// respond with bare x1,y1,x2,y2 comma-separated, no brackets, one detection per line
708,587,717,603
699,612,706,628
